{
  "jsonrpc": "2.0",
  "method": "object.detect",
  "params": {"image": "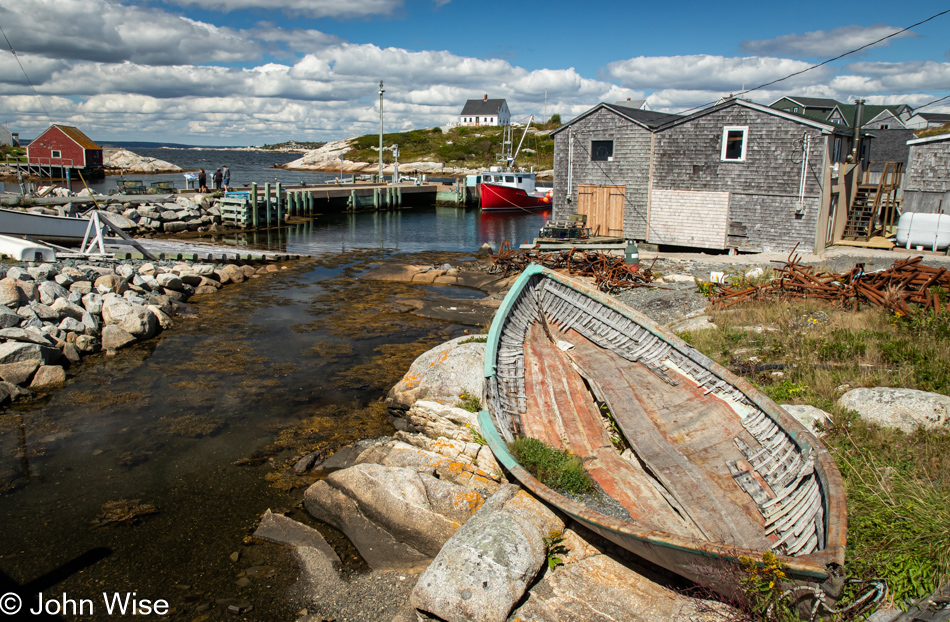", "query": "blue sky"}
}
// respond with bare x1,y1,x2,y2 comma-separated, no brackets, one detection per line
1,0,948,145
